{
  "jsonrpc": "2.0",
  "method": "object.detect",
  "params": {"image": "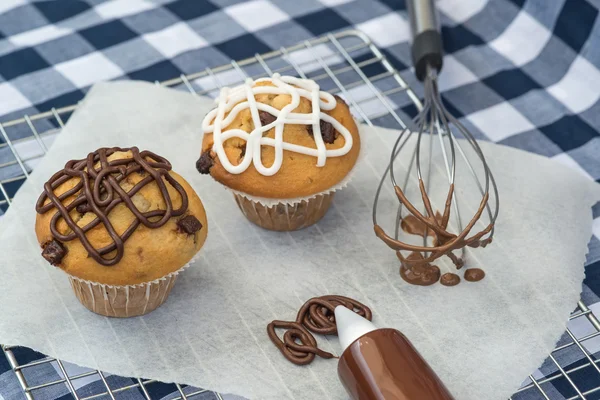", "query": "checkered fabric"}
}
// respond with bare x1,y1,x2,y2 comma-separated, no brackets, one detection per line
0,0,599,399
